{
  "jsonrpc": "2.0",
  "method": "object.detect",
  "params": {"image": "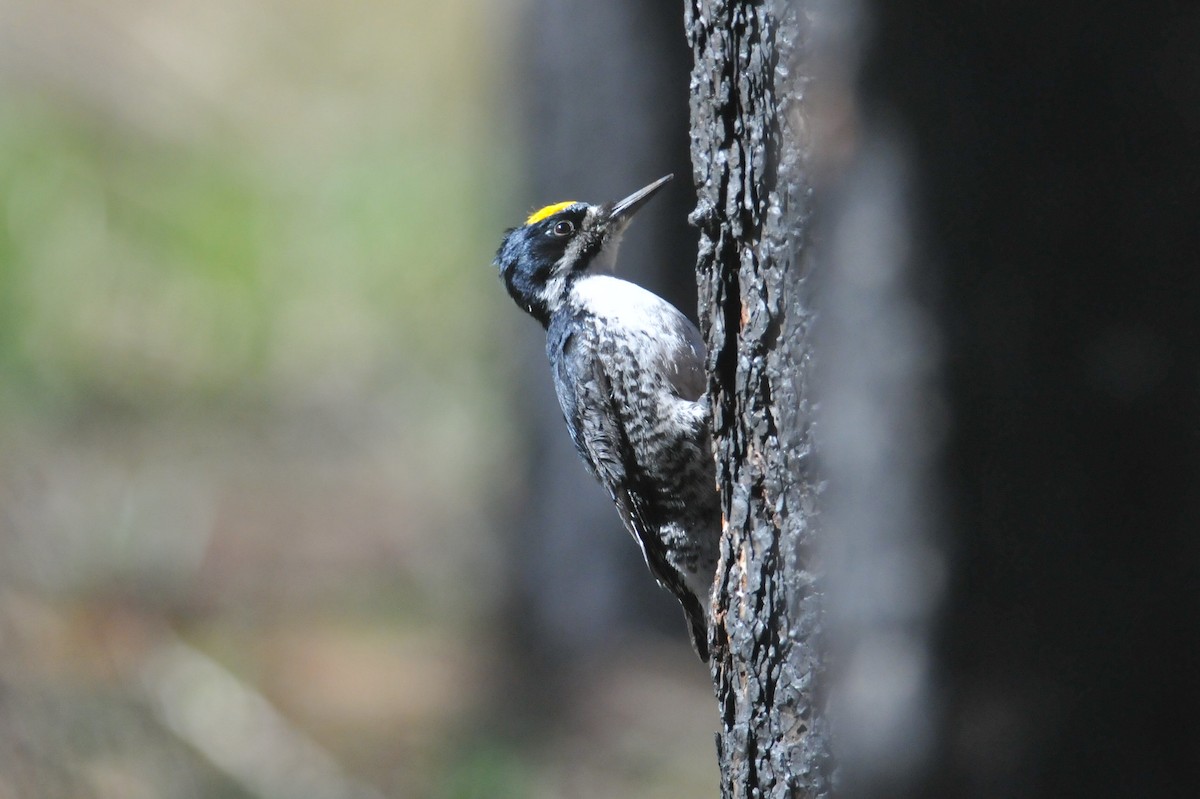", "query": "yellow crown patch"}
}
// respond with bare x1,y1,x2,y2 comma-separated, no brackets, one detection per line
526,201,577,225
